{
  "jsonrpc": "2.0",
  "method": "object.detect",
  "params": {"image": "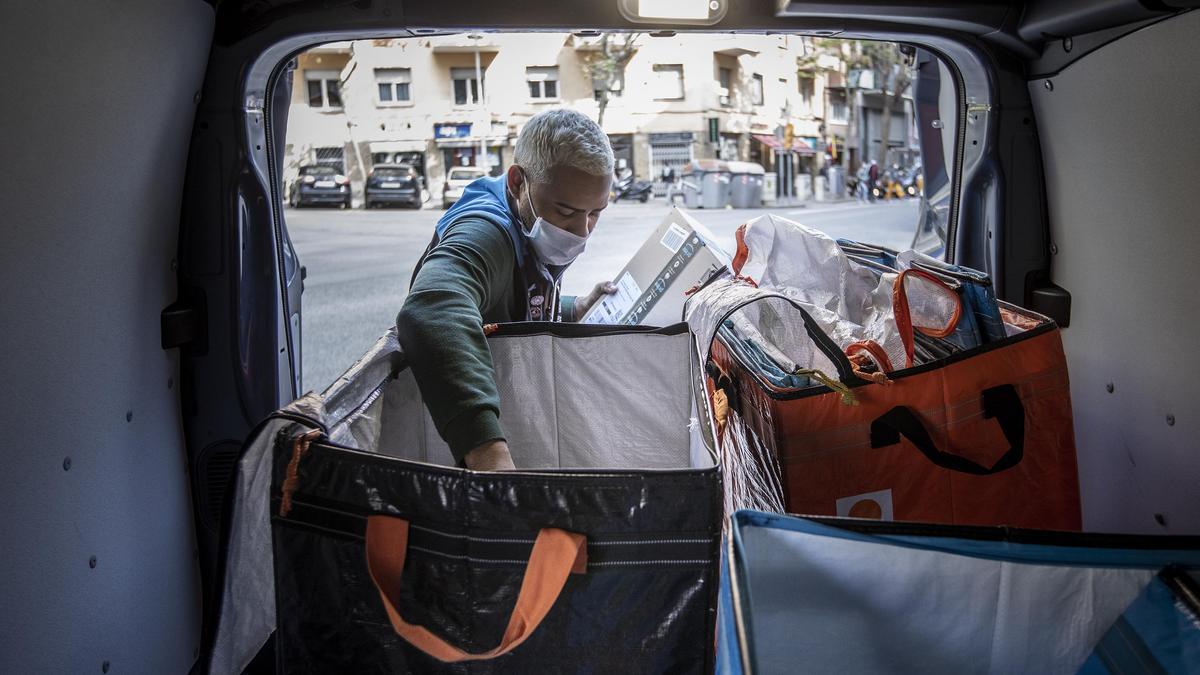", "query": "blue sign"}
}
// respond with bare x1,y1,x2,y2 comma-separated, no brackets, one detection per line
434,123,472,139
